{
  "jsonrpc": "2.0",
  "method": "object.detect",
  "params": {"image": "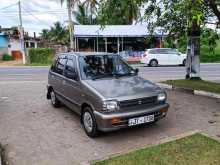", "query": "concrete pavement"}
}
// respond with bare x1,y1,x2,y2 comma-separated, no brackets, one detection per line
0,63,220,164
